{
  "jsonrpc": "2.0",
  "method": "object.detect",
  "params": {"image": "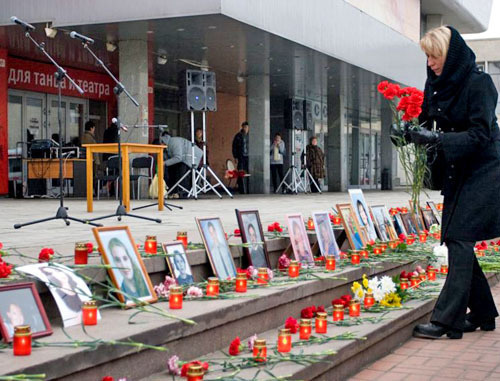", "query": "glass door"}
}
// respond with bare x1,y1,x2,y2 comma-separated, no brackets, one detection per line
47,95,87,145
